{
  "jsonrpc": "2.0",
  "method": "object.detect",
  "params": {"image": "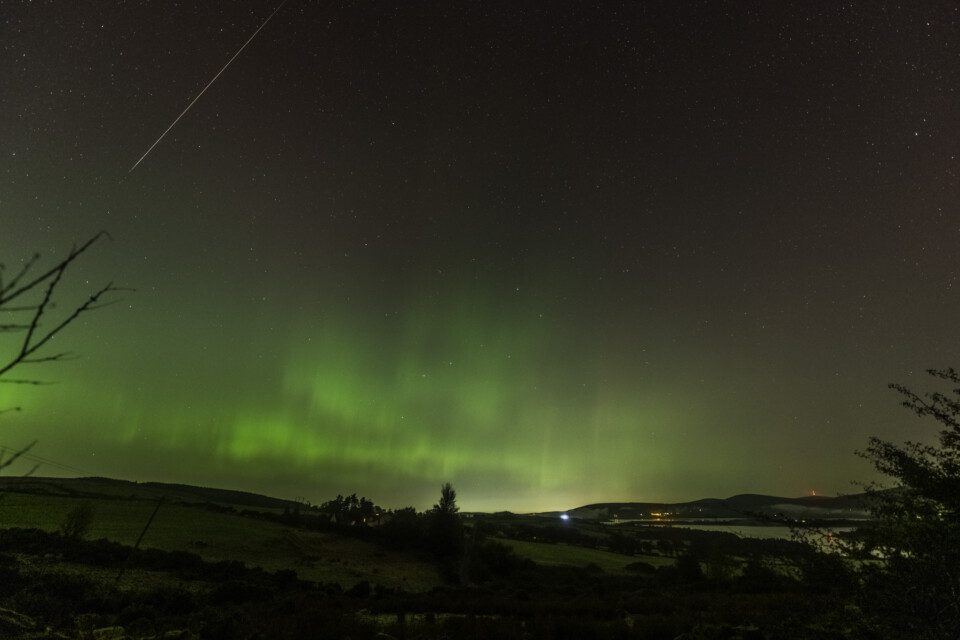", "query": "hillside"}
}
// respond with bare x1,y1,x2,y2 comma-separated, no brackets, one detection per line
0,476,304,512
559,492,871,521
0,477,439,591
